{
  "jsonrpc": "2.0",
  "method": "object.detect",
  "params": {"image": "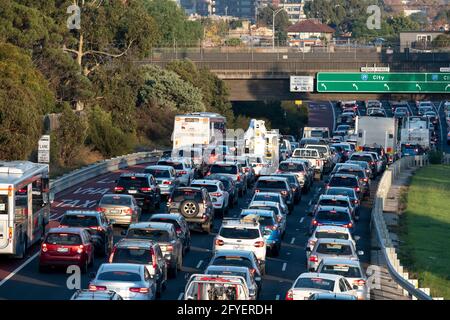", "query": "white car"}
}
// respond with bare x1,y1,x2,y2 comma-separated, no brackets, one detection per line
285,272,359,300
191,179,229,215
157,158,195,186
248,155,268,177
214,217,267,274
306,225,356,256
250,192,288,214
317,257,369,300
248,200,287,236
